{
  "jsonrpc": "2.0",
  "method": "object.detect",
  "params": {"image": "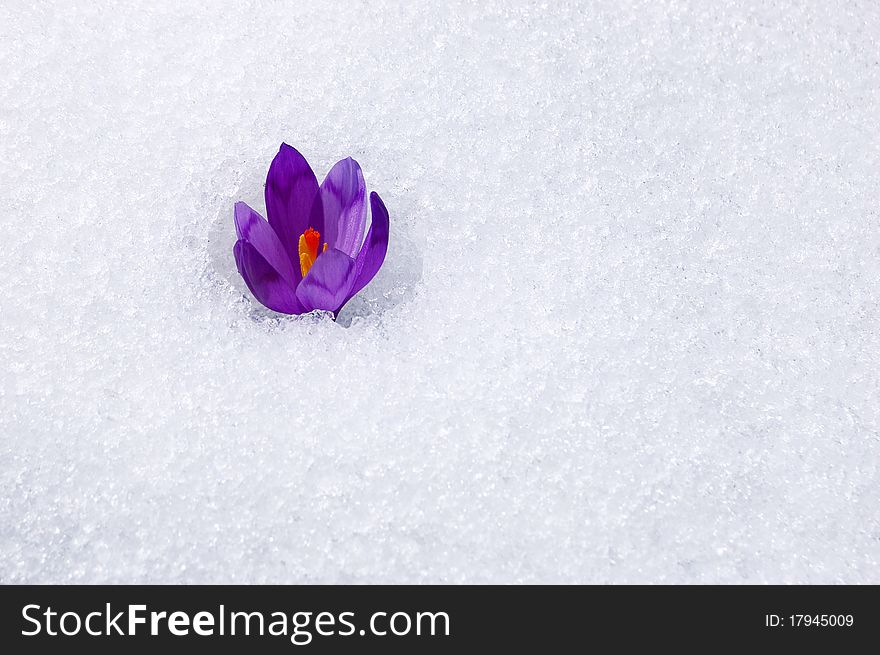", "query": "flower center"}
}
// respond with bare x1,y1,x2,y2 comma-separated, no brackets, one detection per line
298,227,327,277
